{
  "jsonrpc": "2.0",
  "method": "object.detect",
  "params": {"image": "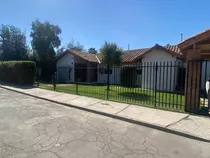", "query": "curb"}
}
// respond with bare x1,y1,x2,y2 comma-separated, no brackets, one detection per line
1,85,210,143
